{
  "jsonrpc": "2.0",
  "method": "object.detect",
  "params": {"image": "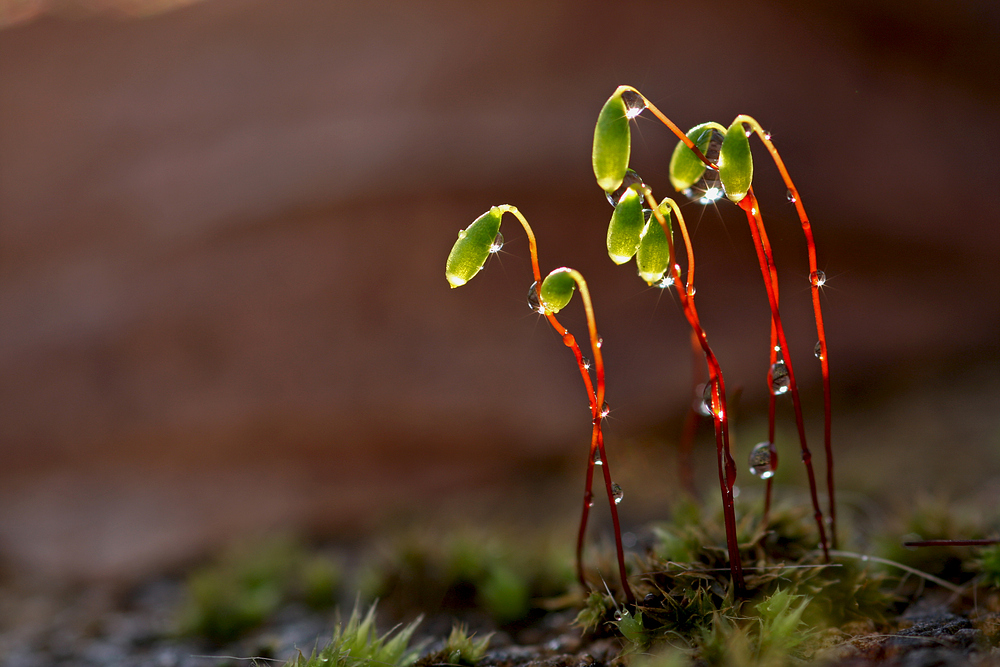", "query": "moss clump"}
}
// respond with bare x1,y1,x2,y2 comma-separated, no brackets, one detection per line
178,536,342,642
287,602,423,667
